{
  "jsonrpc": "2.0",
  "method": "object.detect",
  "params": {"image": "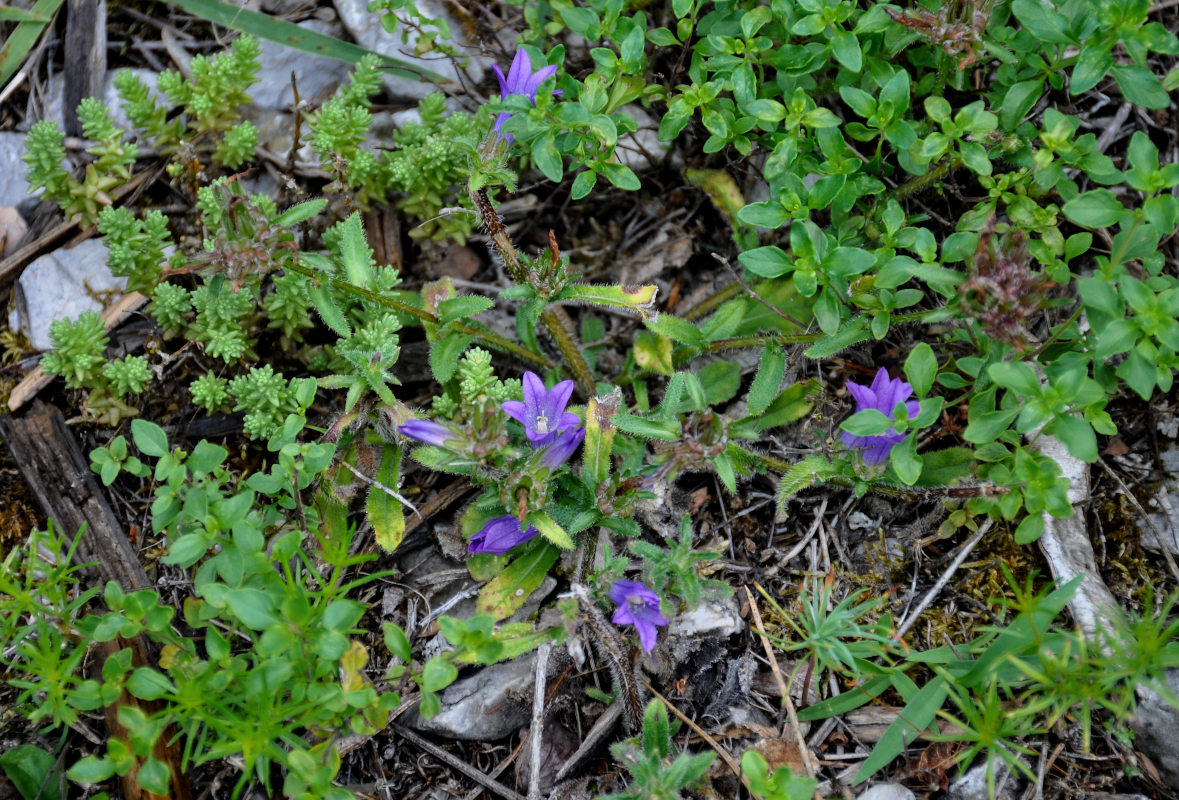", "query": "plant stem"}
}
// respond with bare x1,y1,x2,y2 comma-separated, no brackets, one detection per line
471,184,597,394
541,306,597,397
286,259,551,368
